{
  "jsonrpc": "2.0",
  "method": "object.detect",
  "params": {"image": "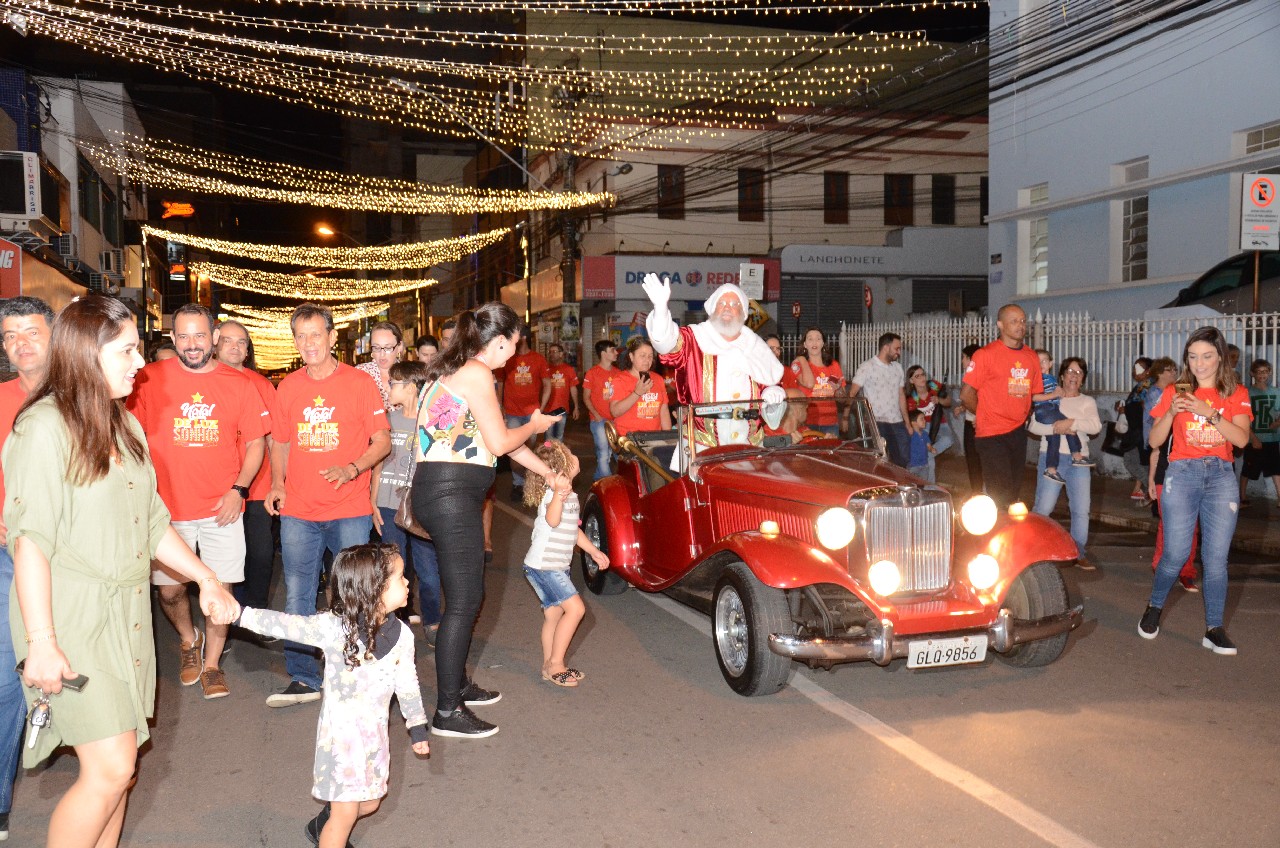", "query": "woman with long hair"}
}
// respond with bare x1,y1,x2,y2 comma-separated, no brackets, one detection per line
790,328,845,436
7,295,239,848
609,336,671,436
1141,327,1251,654
412,303,563,738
